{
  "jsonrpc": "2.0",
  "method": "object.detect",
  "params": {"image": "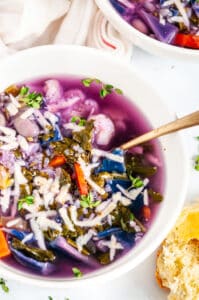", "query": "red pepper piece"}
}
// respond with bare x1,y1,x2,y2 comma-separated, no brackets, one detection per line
174,33,199,49
49,155,67,167
142,205,151,220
